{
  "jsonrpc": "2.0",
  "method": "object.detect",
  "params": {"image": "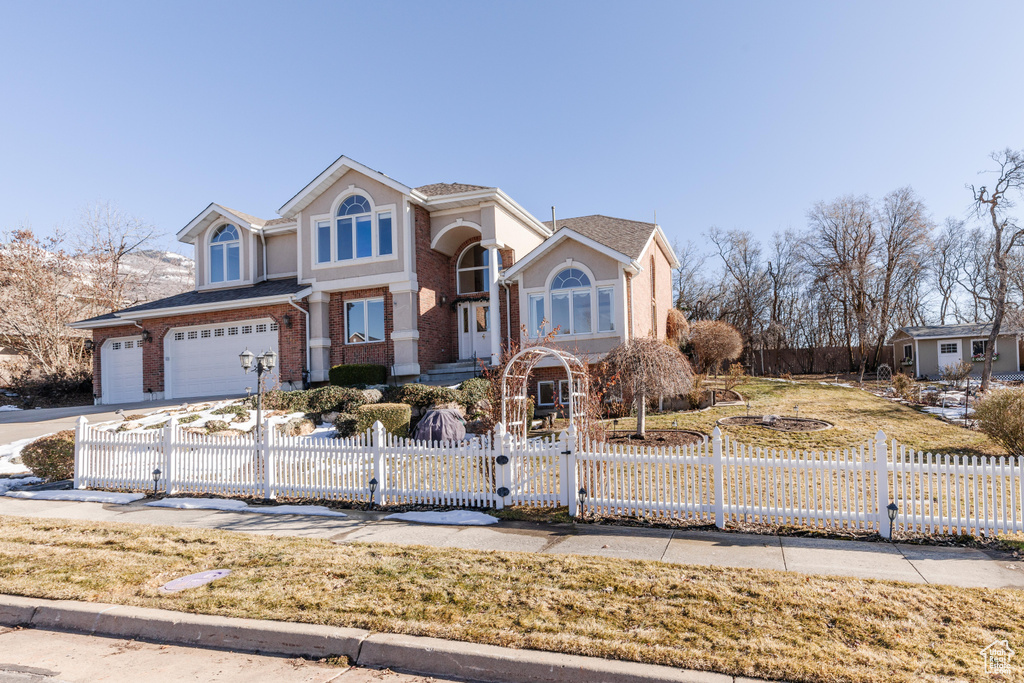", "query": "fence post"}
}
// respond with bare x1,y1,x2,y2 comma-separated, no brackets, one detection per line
564,425,578,516
712,427,725,529
371,420,386,506
875,430,890,538
164,416,177,494
493,422,508,510
74,416,86,489
263,419,276,501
